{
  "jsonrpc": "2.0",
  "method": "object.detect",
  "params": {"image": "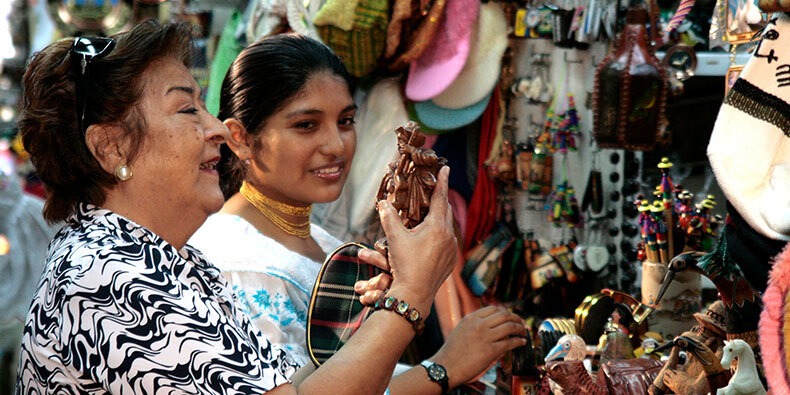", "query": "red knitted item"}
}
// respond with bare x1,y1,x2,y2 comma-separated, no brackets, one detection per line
759,243,790,394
